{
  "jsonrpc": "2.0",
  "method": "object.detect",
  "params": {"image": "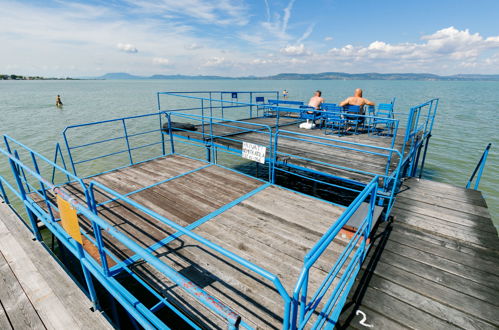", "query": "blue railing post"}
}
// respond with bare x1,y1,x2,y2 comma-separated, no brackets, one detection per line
63,130,78,176
7,156,41,240
51,143,71,184
249,92,253,118
0,180,9,204
159,112,166,156
89,184,110,276
76,242,100,310
122,119,133,165
30,152,56,221
466,143,492,190
166,113,175,155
